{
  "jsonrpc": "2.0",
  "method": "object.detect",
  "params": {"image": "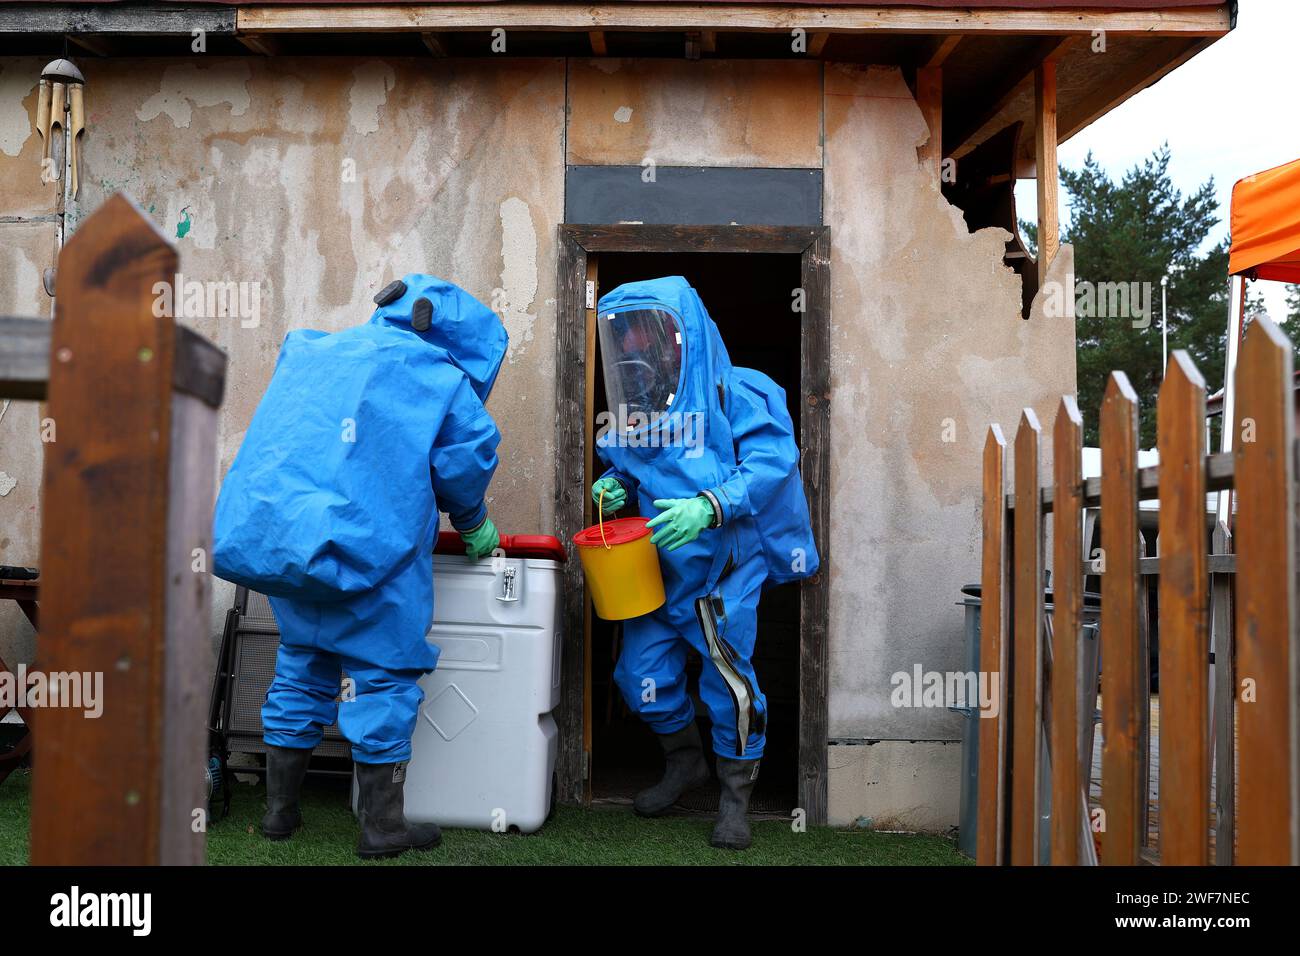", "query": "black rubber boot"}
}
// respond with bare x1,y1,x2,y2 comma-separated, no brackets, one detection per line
634,722,711,817
711,757,760,850
355,761,441,860
261,745,312,841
